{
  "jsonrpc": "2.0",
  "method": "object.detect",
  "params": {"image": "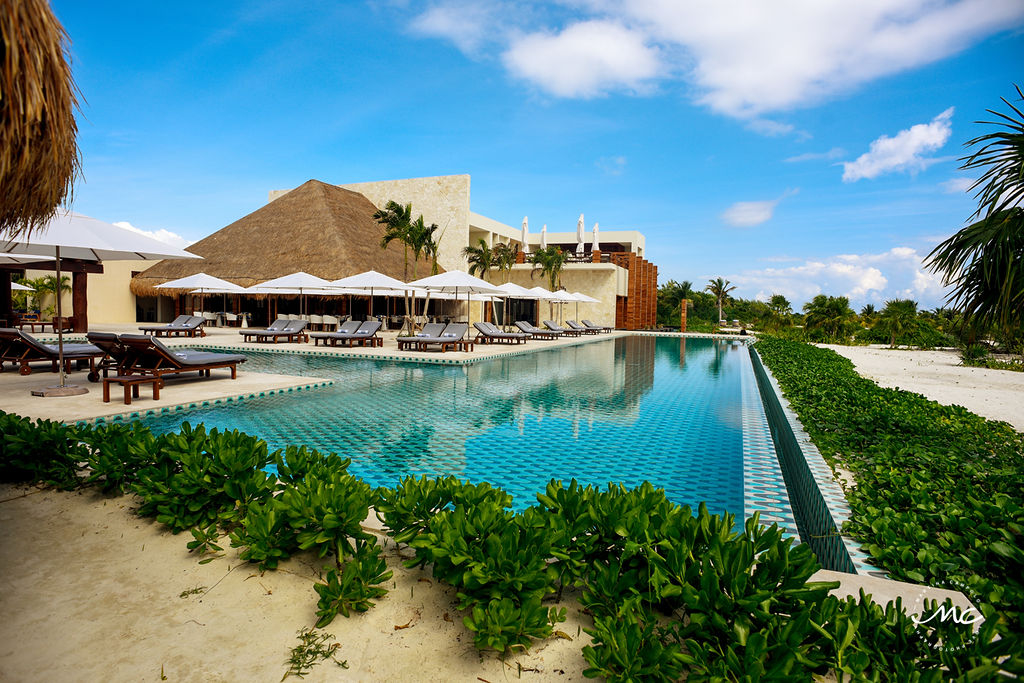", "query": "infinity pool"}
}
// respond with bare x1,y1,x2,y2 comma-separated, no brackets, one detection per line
130,336,784,516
